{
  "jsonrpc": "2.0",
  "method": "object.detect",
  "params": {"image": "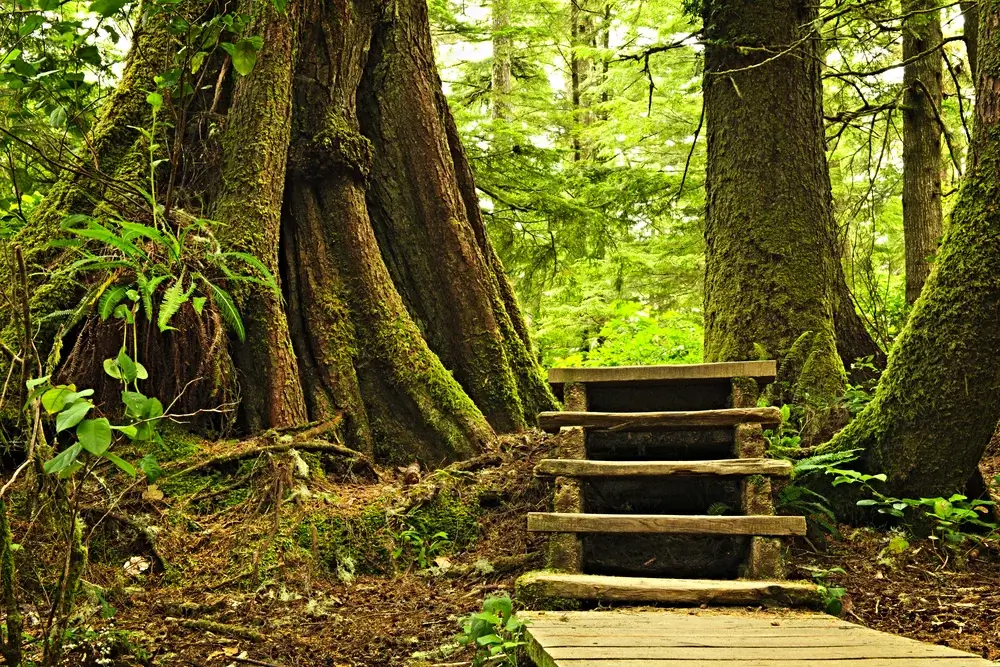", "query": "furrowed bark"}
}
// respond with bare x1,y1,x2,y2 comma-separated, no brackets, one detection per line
825,0,1000,499
214,0,308,430
701,0,847,428
282,0,493,463
357,0,554,432
902,0,944,306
